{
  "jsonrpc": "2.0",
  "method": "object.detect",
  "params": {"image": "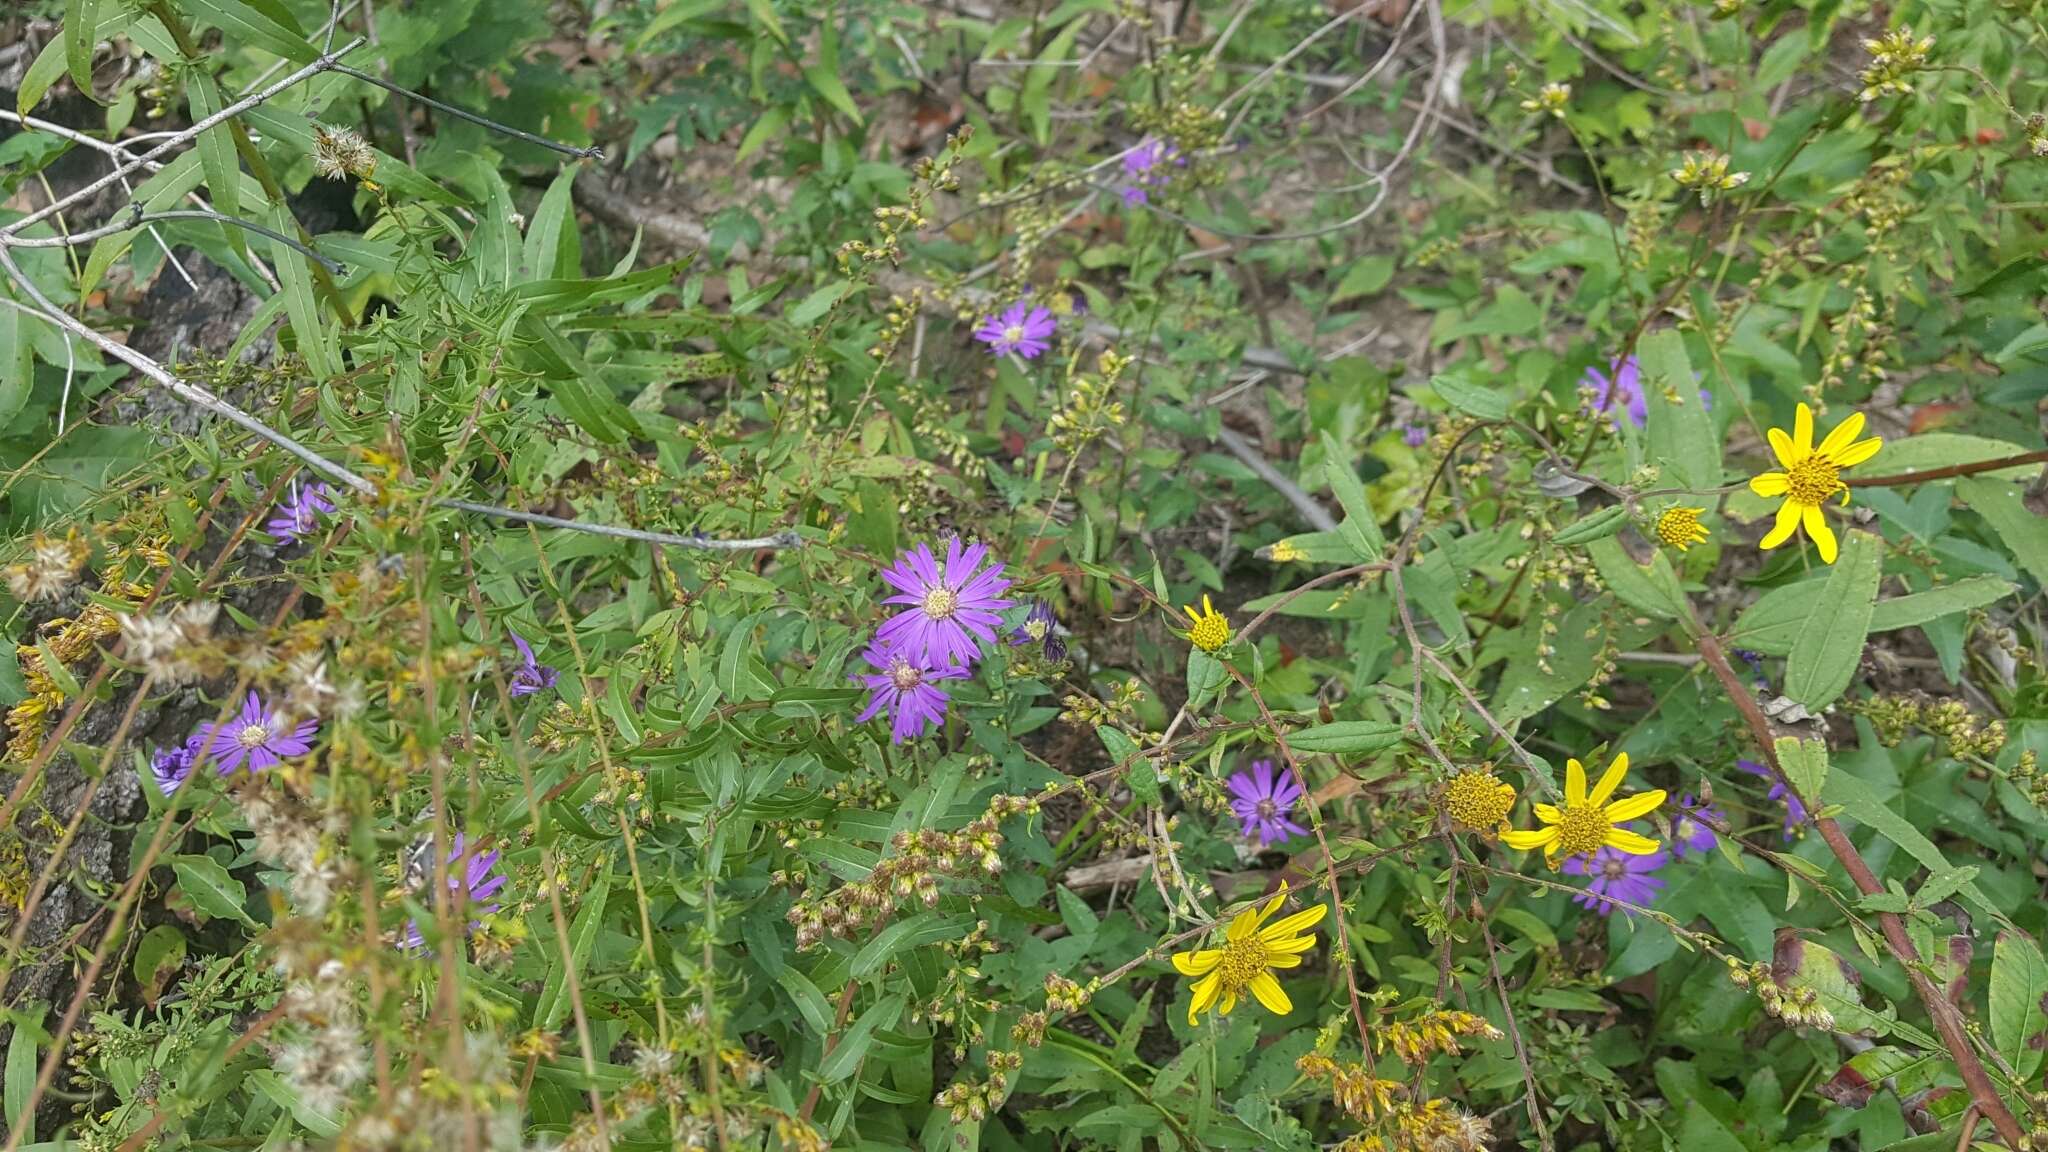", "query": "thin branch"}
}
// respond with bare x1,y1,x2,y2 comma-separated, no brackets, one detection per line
329,64,602,160
1845,449,2048,487
2,206,345,273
